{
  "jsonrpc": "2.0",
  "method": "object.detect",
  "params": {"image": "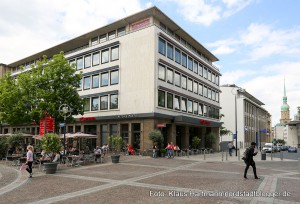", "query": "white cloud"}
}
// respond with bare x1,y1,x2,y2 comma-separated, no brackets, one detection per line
0,0,143,64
